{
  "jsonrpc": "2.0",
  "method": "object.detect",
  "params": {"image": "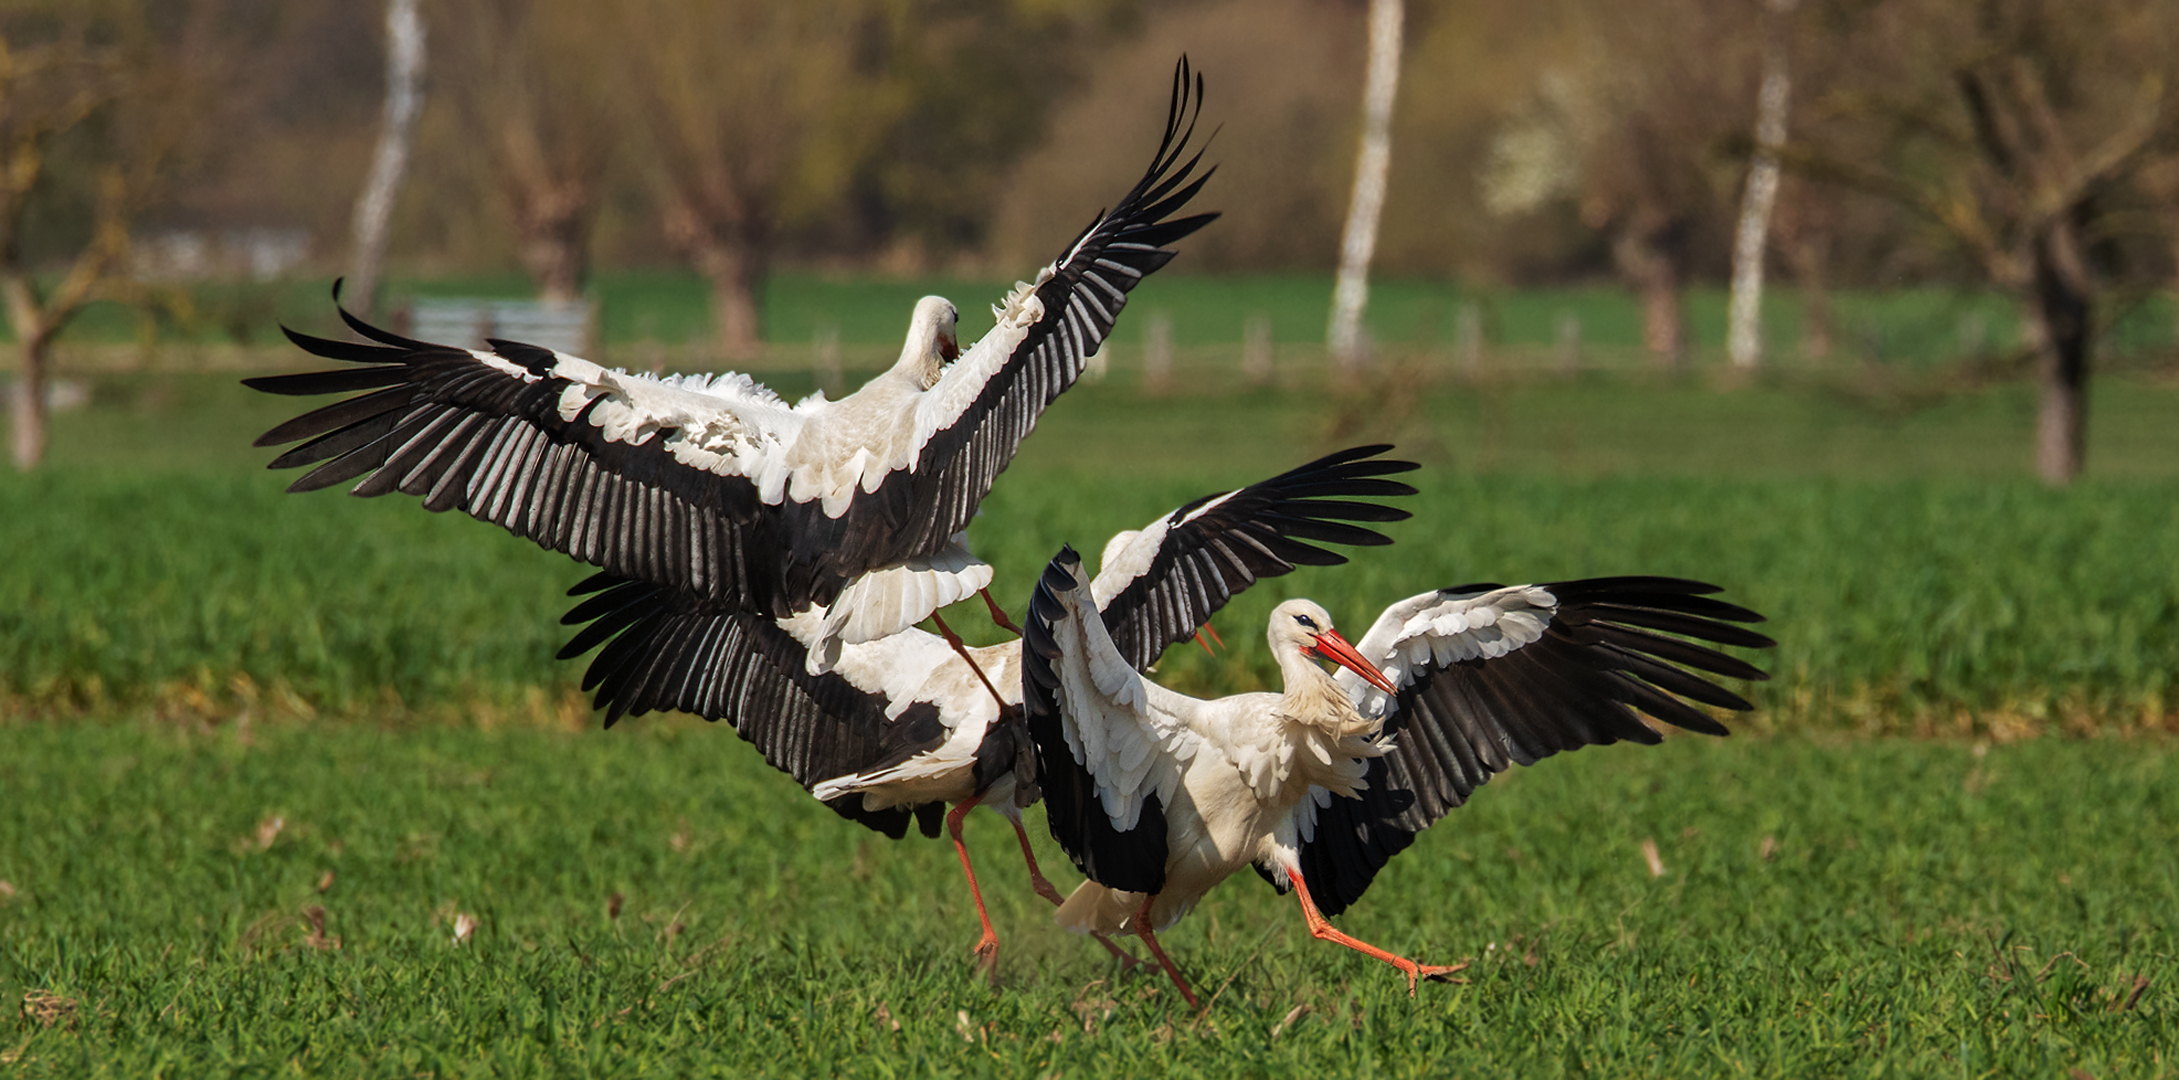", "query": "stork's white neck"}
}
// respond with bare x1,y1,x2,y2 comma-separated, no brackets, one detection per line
1274,639,1340,699
893,296,957,390
1268,638,1366,736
